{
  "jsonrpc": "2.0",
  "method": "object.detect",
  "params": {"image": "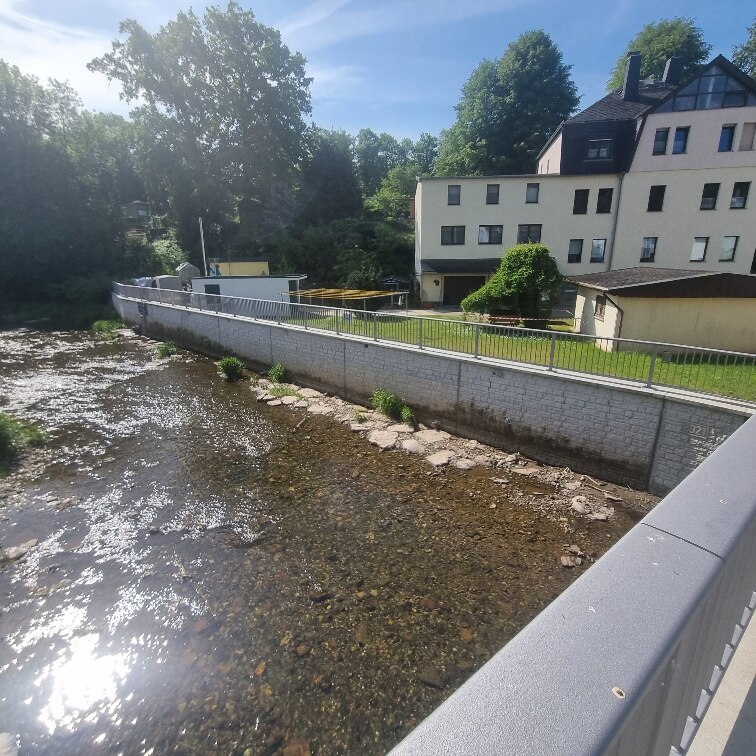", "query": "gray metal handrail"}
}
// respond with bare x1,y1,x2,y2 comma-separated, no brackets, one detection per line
389,415,756,756
112,283,756,403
